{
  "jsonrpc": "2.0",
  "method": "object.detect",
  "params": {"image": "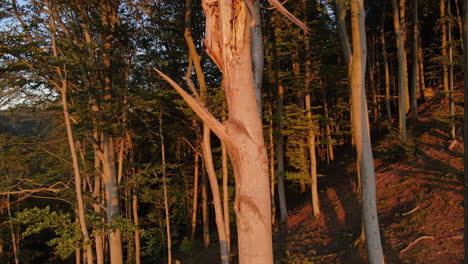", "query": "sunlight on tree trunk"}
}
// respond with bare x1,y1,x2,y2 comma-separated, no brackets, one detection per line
350,0,385,263
159,112,172,264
